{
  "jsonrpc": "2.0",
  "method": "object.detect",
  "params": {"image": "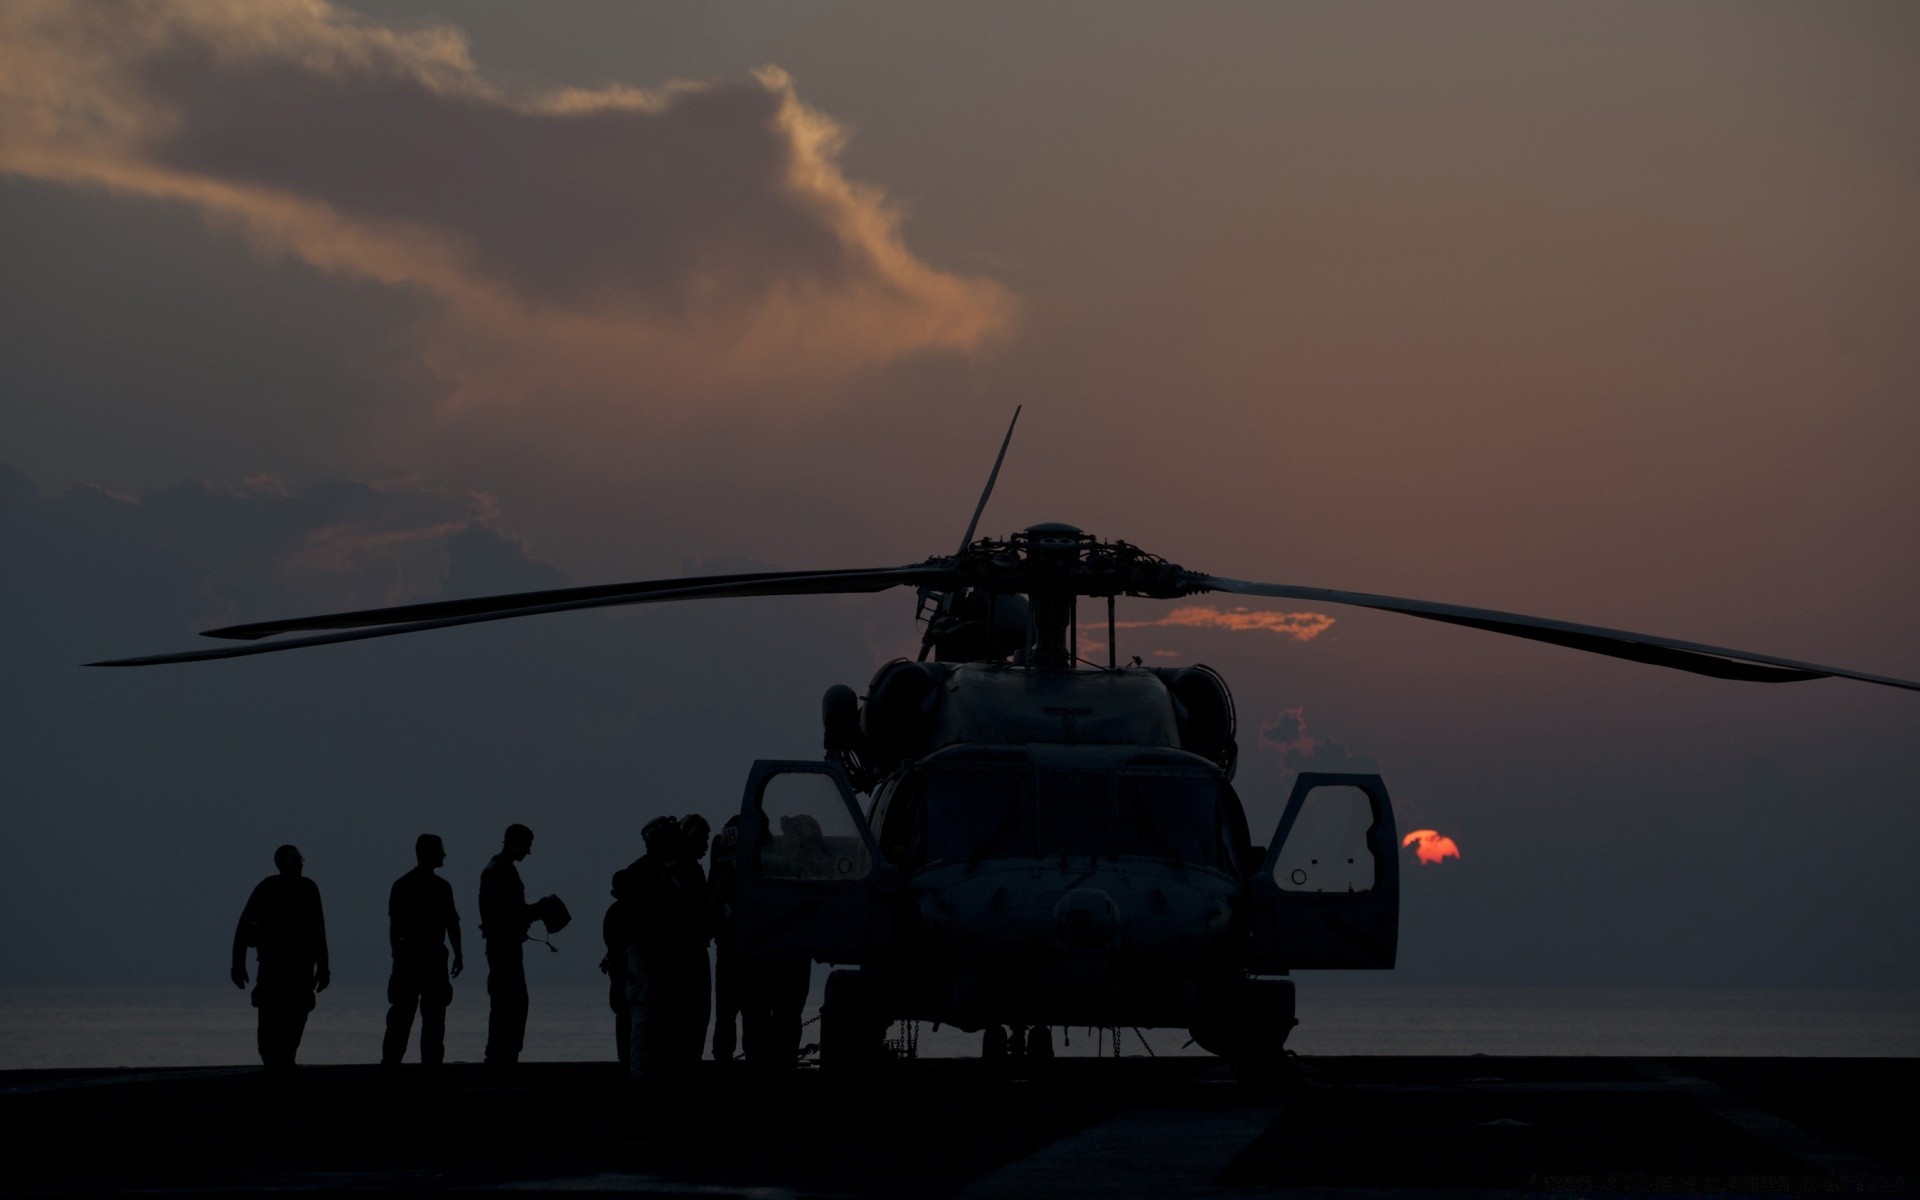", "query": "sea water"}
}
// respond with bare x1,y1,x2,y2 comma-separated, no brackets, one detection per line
3,982,1915,1069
